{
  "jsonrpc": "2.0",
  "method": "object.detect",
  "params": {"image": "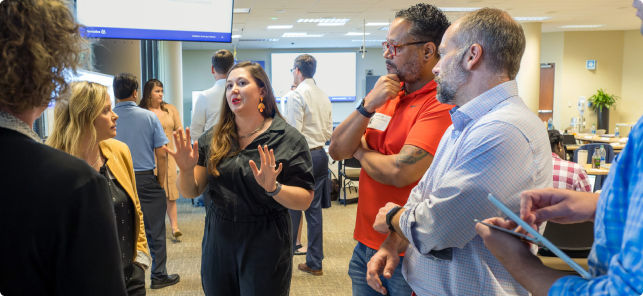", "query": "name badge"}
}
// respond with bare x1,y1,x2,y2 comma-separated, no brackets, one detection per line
367,113,392,131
